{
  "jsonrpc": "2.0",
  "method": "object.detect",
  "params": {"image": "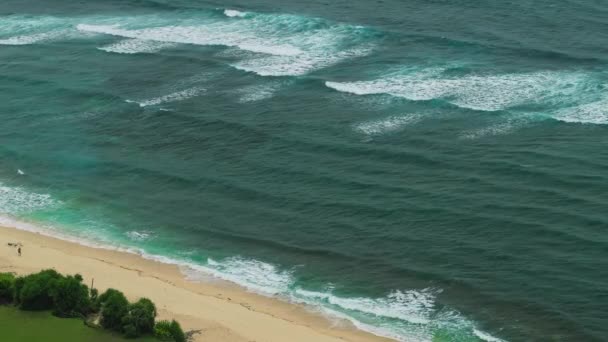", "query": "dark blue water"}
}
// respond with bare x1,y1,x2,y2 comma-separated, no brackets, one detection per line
1,1,608,341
